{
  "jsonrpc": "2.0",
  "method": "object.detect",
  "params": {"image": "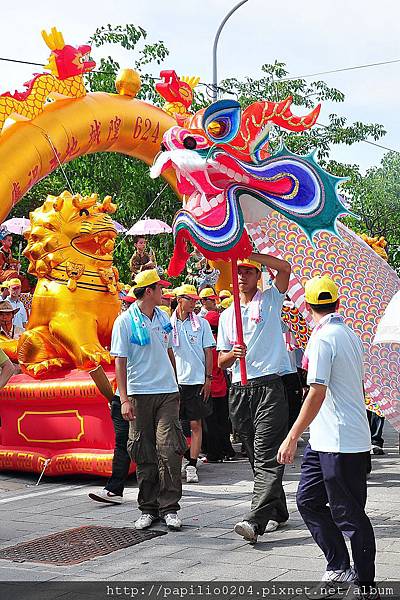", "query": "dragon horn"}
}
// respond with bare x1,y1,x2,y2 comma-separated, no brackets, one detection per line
271,96,321,131
72,194,97,210
41,27,65,51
